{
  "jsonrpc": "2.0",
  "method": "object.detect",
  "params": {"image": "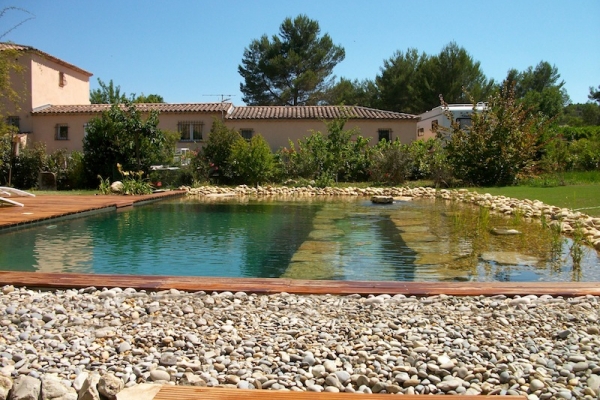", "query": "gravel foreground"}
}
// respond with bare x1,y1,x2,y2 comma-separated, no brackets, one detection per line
1,285,599,399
